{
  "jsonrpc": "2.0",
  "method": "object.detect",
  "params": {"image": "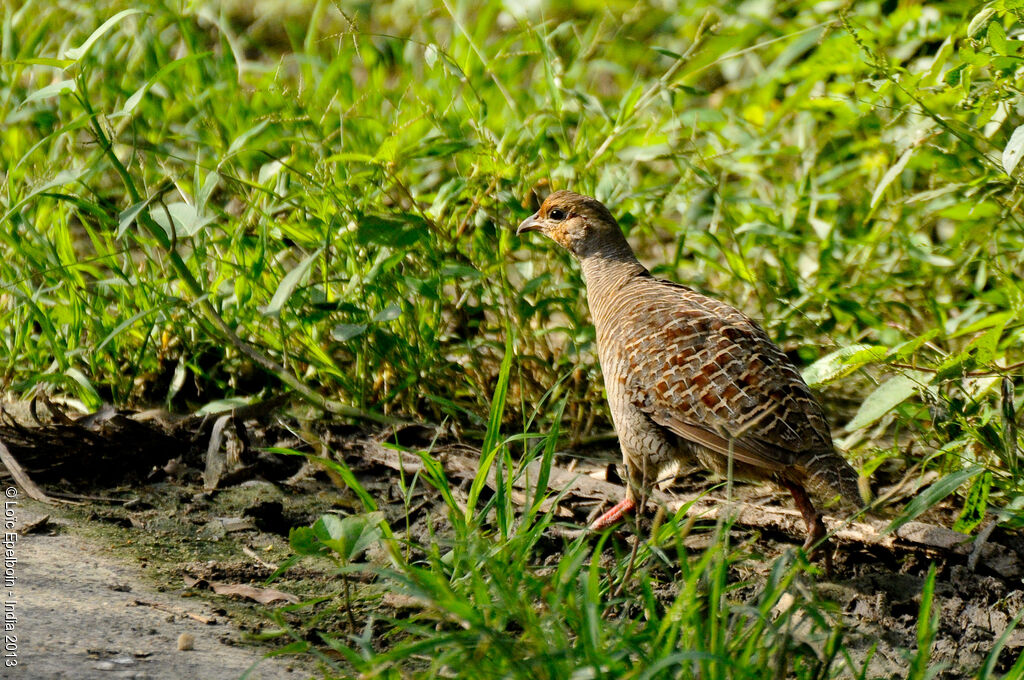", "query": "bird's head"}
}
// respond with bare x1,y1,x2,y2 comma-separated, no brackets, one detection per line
516,190,624,259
